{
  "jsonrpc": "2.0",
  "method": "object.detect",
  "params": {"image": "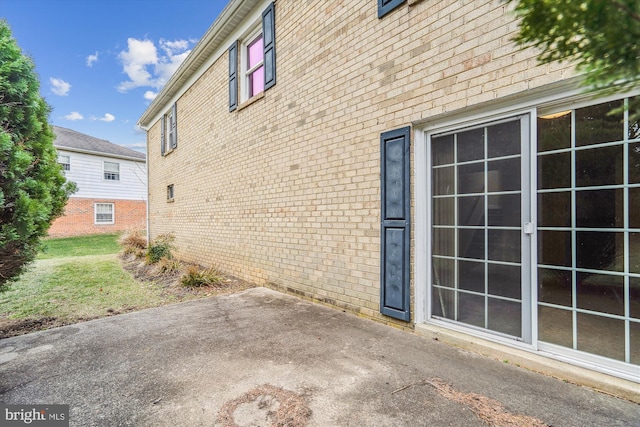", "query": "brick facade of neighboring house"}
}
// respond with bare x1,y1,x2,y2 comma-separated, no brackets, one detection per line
138,0,639,386
48,126,147,238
